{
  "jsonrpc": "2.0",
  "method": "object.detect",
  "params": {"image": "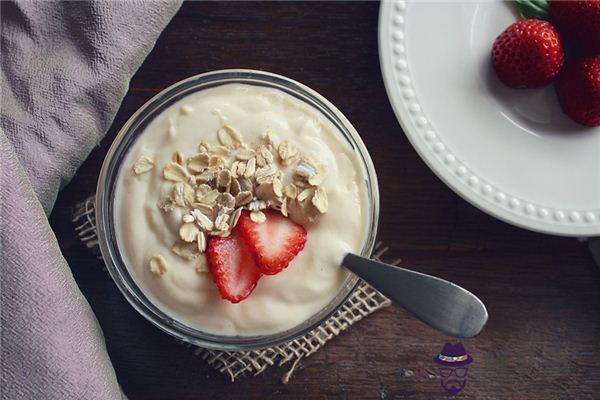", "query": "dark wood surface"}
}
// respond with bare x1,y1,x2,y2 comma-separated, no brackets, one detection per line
49,2,600,399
